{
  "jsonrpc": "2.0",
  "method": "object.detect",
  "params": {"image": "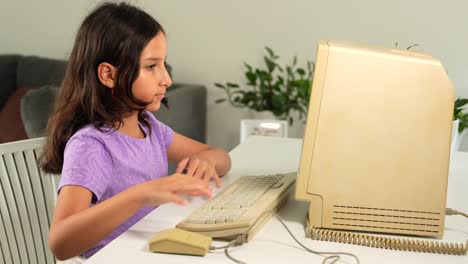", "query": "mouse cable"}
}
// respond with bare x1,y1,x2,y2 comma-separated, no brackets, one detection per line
210,238,246,264
209,210,279,264
273,214,360,264
209,210,360,264
209,210,278,264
